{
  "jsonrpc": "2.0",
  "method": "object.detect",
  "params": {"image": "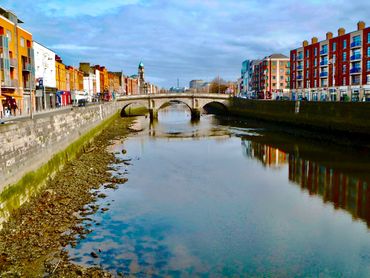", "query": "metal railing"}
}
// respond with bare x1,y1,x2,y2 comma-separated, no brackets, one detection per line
351,41,362,48
350,54,361,61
